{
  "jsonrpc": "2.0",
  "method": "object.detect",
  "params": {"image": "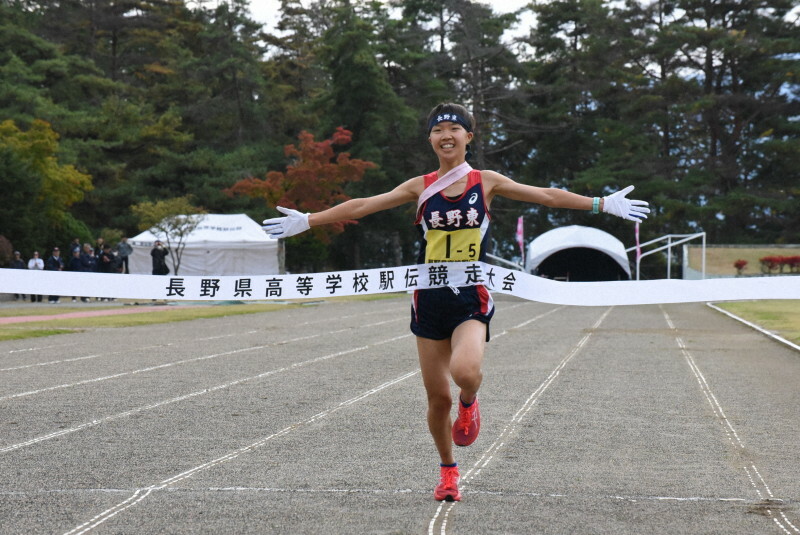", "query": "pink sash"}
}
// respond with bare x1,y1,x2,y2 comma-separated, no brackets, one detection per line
416,162,473,215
